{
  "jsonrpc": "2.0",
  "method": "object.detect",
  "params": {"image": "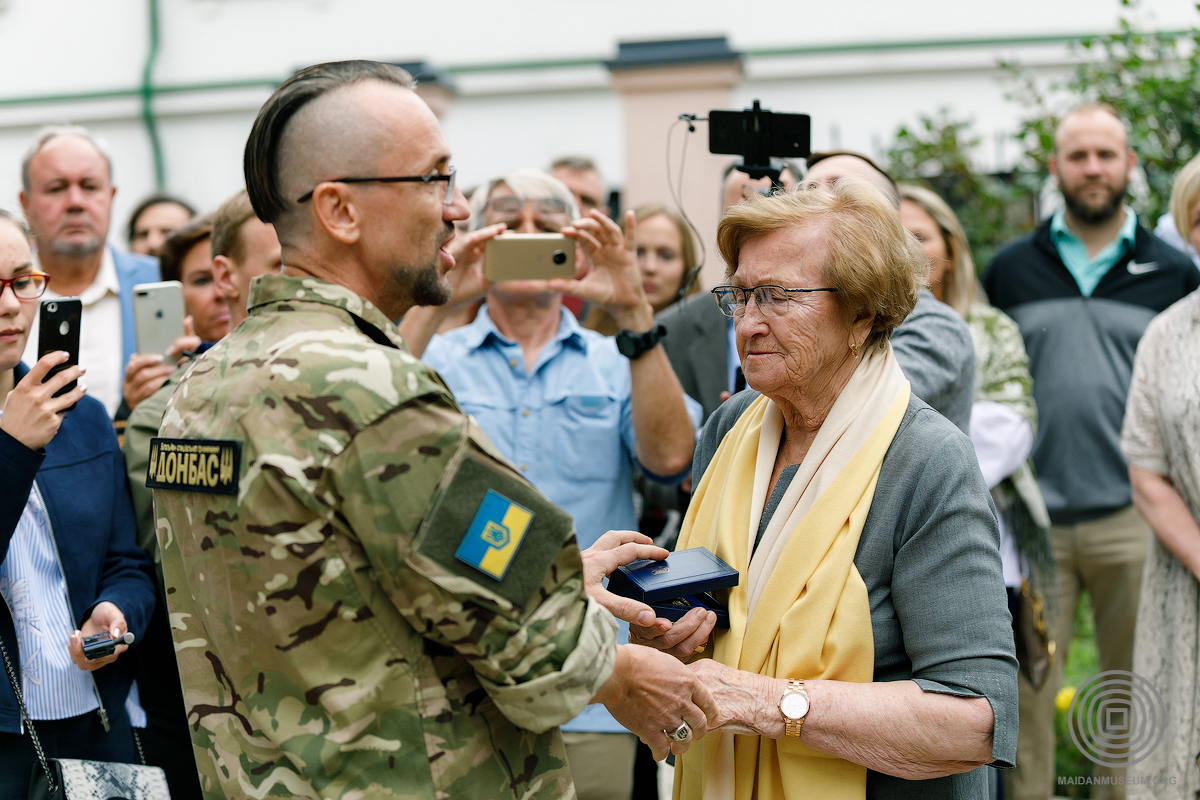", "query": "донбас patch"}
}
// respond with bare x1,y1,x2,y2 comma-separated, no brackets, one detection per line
146,437,241,495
